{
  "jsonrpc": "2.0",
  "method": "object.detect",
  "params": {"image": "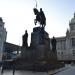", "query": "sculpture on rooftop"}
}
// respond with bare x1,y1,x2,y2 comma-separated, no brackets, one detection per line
33,8,46,28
